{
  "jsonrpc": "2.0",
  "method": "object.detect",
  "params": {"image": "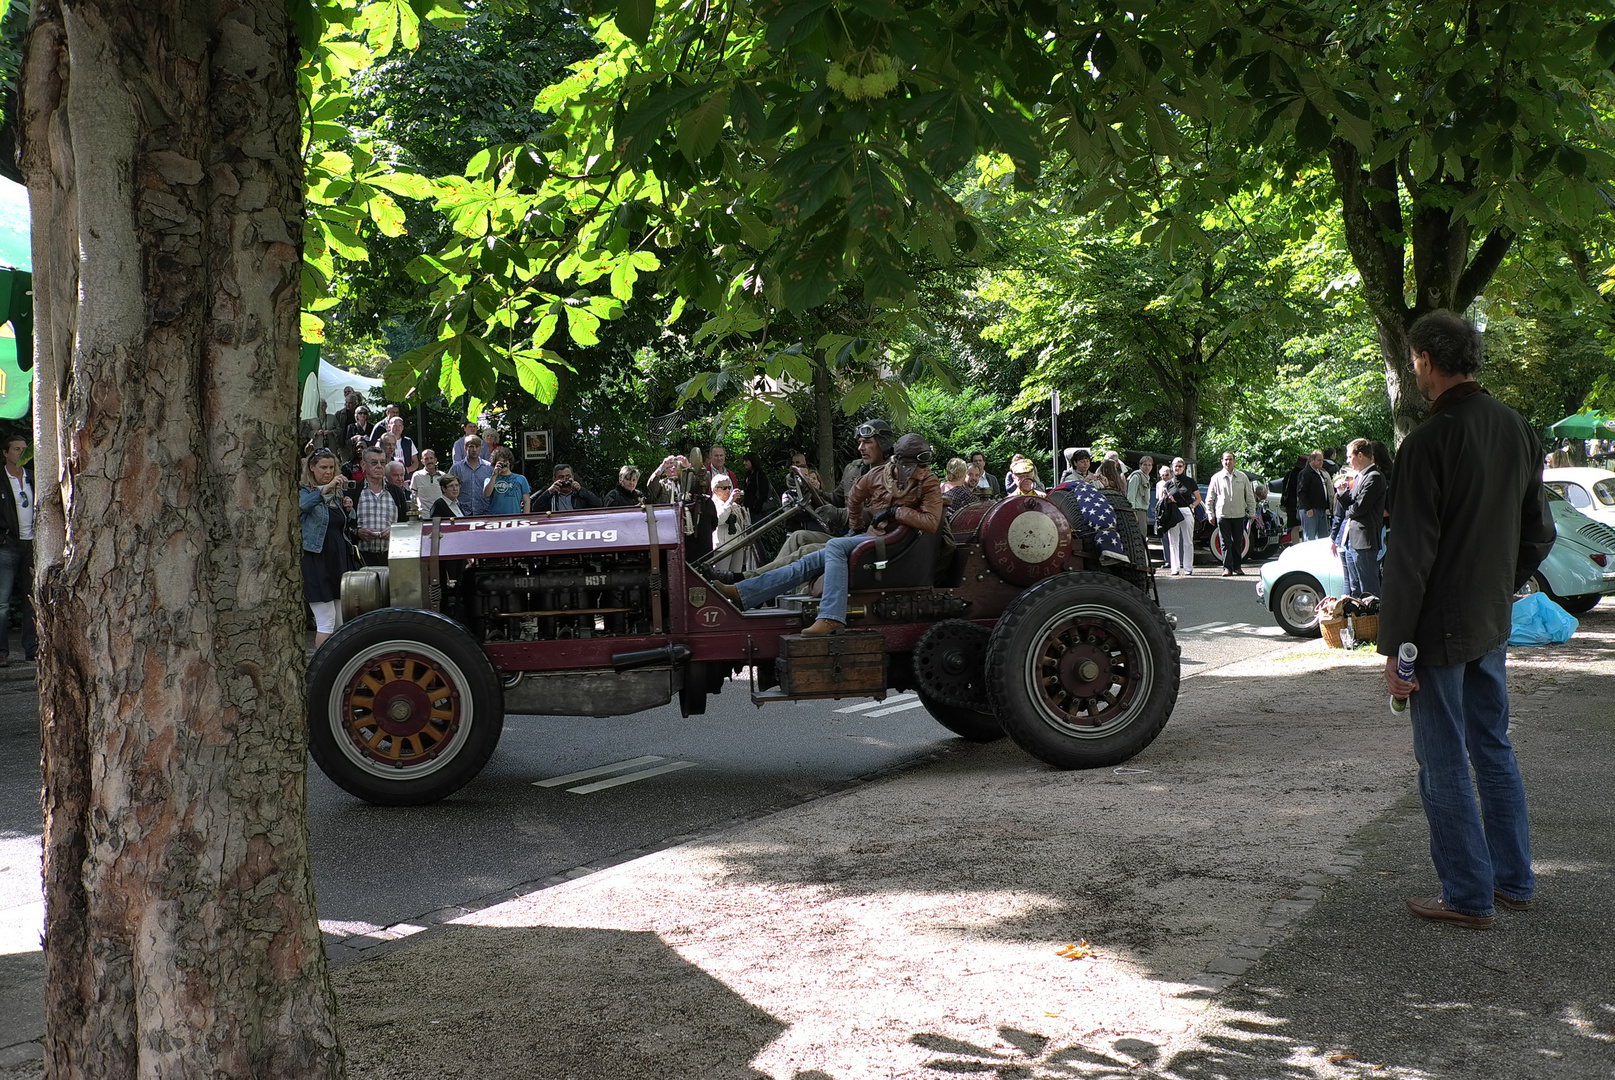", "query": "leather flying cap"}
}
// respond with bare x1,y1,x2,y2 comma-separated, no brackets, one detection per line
891,433,933,484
